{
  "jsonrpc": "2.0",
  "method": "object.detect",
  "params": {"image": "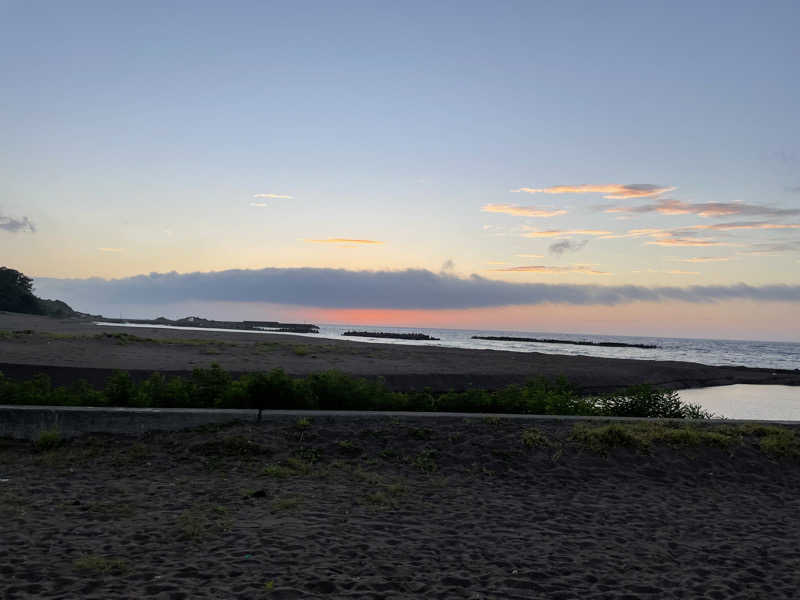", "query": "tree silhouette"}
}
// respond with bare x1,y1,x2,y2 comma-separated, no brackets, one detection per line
0,267,44,314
